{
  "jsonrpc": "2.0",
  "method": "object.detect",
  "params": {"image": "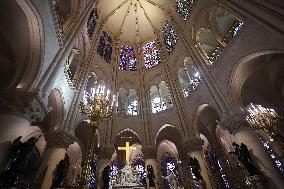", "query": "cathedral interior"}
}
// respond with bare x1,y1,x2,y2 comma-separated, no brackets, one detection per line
0,0,284,189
